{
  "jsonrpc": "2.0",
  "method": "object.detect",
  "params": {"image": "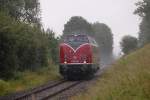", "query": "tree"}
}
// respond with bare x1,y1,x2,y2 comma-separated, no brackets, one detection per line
23,0,41,24
45,29,59,64
0,13,48,79
0,13,19,79
134,0,150,46
138,17,150,46
92,22,113,65
0,0,41,25
63,16,94,36
92,22,113,53
134,0,150,18
120,35,138,54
